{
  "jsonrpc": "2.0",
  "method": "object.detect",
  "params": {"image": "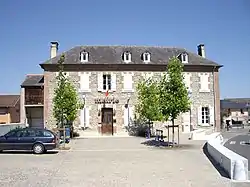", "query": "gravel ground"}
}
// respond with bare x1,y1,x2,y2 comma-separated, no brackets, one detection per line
0,136,235,187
